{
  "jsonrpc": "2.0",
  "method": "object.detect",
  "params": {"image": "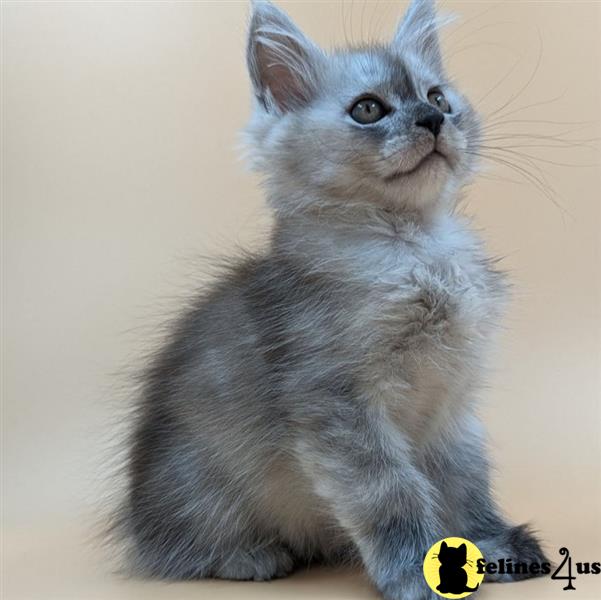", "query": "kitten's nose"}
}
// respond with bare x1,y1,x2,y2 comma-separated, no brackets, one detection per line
415,111,445,137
